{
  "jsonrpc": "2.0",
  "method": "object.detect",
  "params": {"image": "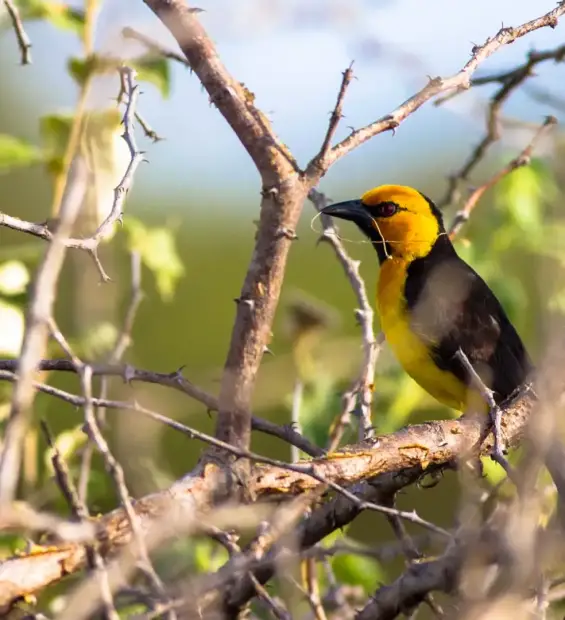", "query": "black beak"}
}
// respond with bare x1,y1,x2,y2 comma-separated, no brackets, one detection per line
321,199,375,232
321,199,364,221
